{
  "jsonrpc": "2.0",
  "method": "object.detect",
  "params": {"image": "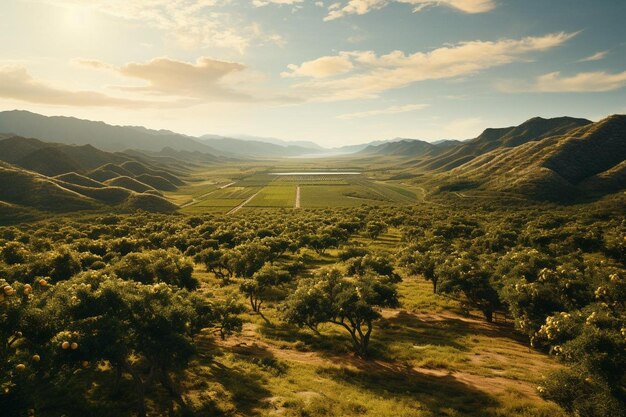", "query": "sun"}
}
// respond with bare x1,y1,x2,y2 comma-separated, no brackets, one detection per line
63,5,93,32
